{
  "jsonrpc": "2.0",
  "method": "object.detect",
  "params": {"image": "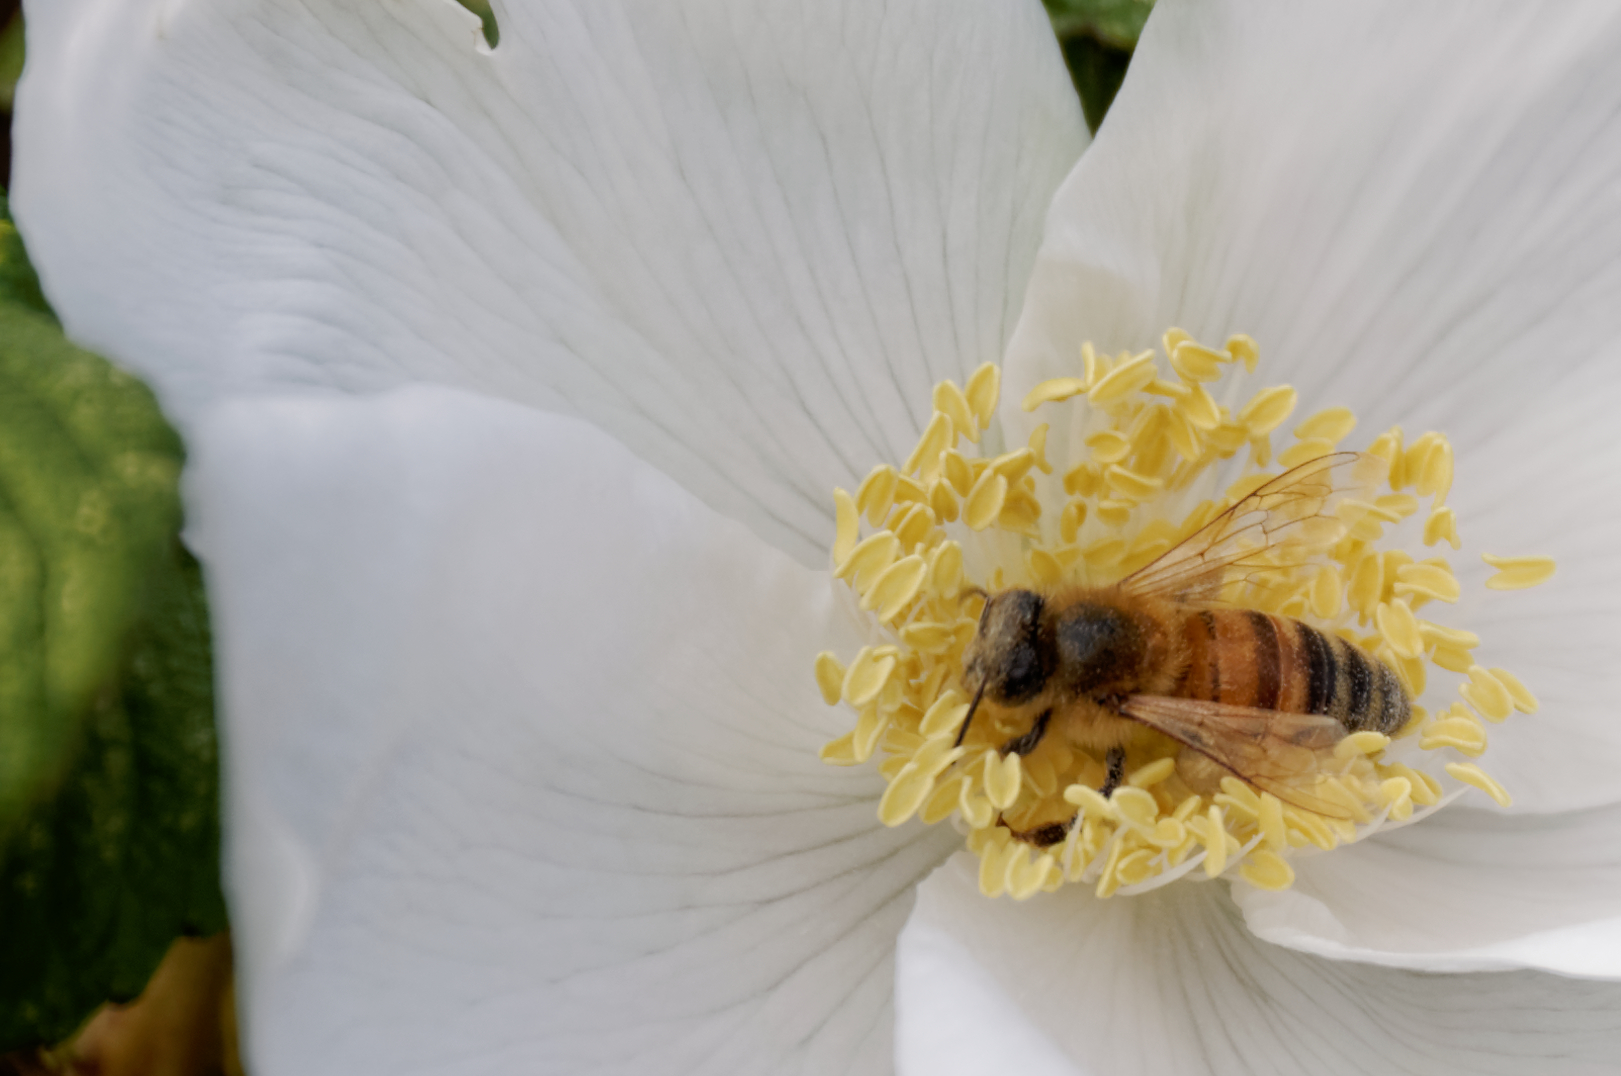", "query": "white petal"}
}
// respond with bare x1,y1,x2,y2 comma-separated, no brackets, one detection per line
187,386,958,1075
1235,802,1621,978
14,0,1086,566
897,856,1621,1076
1000,0,1621,811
